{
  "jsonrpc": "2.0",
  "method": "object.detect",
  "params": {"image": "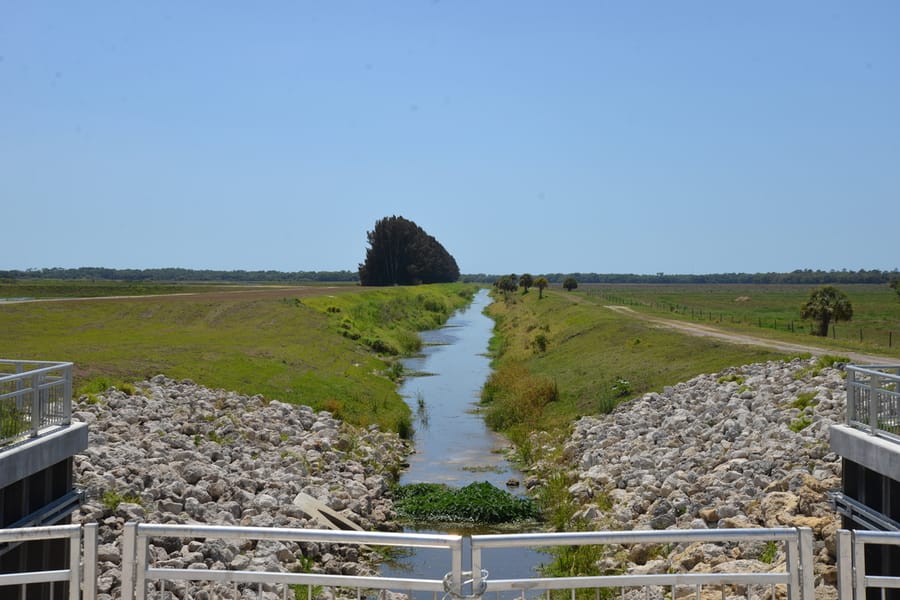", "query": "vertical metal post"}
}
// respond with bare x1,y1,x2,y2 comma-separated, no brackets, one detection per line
846,368,856,425
471,544,483,599
31,372,41,437
836,530,853,600
451,536,465,599
69,527,82,600
853,532,867,600
63,363,72,425
122,522,137,600
83,523,98,600
785,533,801,600
869,374,881,435
798,528,814,600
